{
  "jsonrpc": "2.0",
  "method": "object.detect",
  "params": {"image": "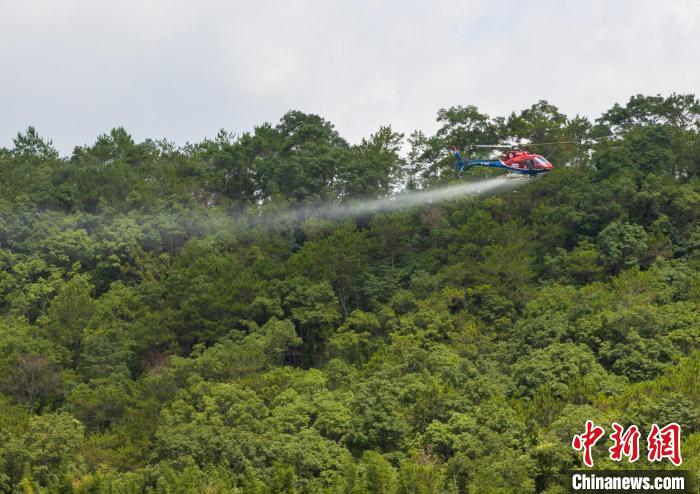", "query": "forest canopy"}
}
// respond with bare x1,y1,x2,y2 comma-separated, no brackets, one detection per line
0,93,699,493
